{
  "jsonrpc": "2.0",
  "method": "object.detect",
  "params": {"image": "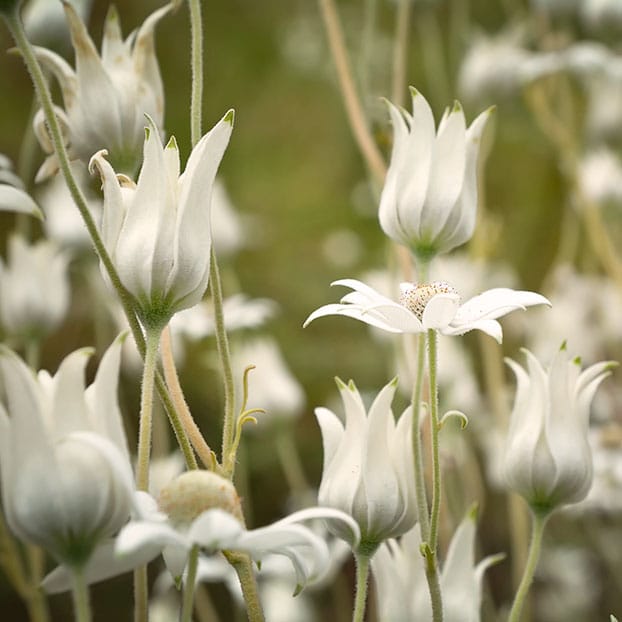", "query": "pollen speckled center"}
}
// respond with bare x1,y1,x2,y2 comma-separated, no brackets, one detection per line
399,281,458,320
